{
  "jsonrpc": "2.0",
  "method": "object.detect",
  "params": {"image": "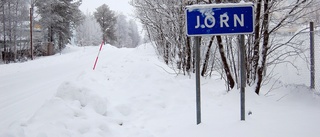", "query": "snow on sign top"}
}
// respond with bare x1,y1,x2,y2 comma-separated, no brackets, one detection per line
186,2,254,11
185,2,254,36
